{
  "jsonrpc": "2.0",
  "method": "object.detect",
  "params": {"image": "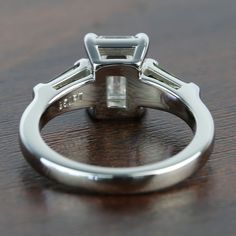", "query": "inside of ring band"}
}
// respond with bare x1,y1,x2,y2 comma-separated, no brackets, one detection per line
39,80,196,133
